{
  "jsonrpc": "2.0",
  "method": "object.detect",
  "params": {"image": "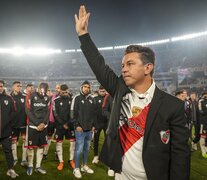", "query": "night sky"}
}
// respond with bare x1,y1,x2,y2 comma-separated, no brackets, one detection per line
0,0,206,49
